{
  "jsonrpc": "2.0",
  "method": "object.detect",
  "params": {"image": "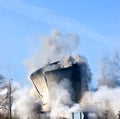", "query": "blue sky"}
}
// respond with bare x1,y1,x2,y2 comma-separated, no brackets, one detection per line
0,0,120,86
